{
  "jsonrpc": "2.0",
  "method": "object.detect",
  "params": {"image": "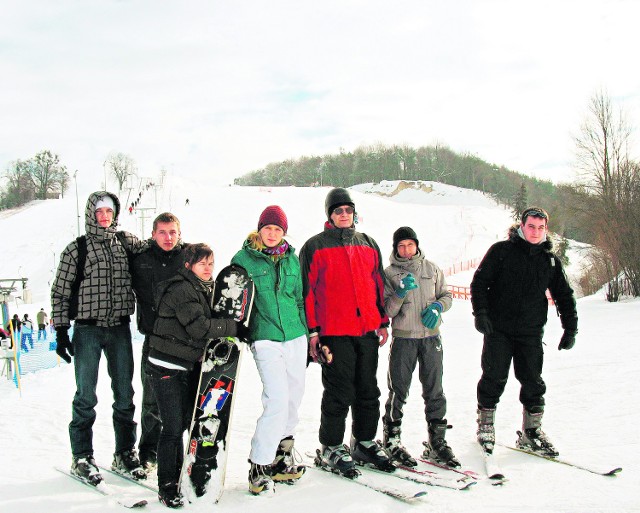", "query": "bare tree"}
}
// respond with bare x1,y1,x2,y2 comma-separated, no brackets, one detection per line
32,150,67,199
574,90,640,298
105,152,136,192
1,159,36,207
